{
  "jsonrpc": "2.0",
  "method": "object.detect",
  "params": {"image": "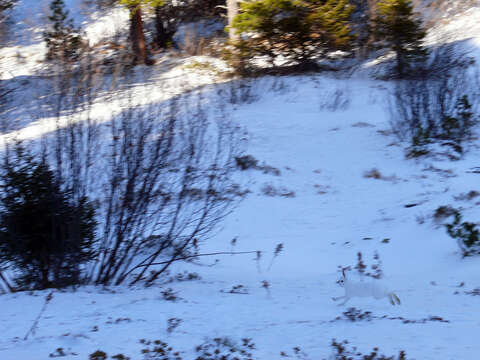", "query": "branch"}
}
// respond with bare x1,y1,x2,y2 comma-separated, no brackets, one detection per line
133,250,259,268
24,291,54,341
